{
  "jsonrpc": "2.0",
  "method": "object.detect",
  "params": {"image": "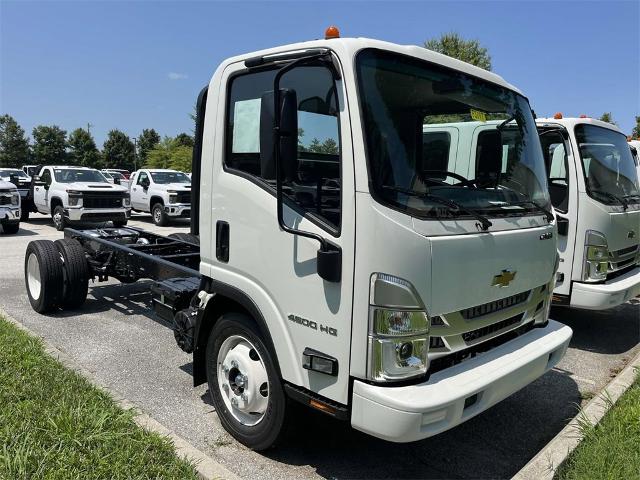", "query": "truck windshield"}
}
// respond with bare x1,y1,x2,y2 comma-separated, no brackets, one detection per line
356,49,550,220
150,172,190,184
0,169,29,179
575,124,640,206
54,169,108,183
